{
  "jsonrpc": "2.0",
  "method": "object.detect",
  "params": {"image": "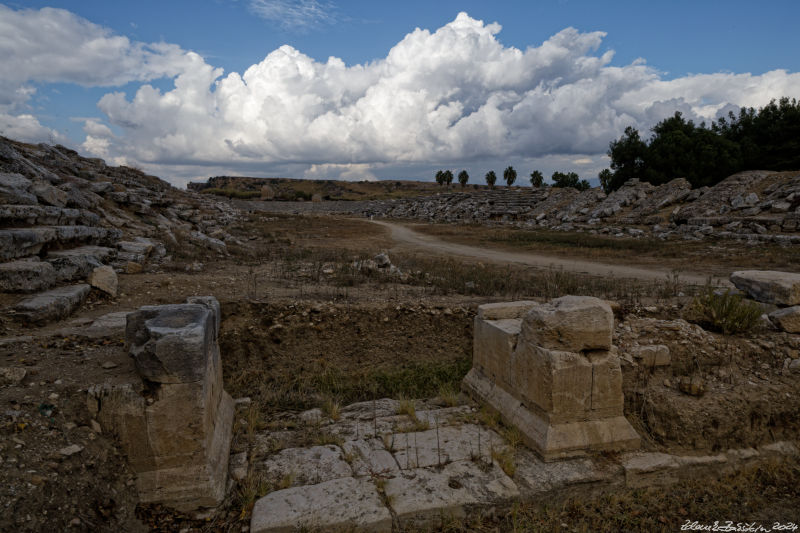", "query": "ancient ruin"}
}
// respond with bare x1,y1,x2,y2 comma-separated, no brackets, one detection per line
463,297,640,461
87,296,234,512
